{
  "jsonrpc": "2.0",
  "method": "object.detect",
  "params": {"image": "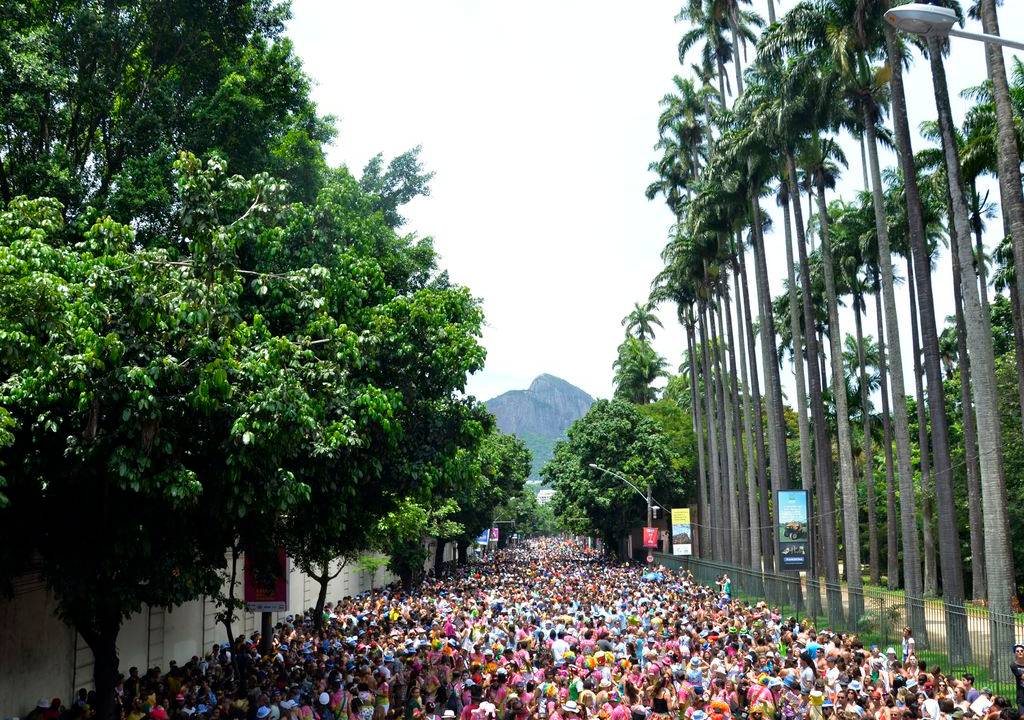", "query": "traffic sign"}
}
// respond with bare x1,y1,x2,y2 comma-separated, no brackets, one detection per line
646,554,654,563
